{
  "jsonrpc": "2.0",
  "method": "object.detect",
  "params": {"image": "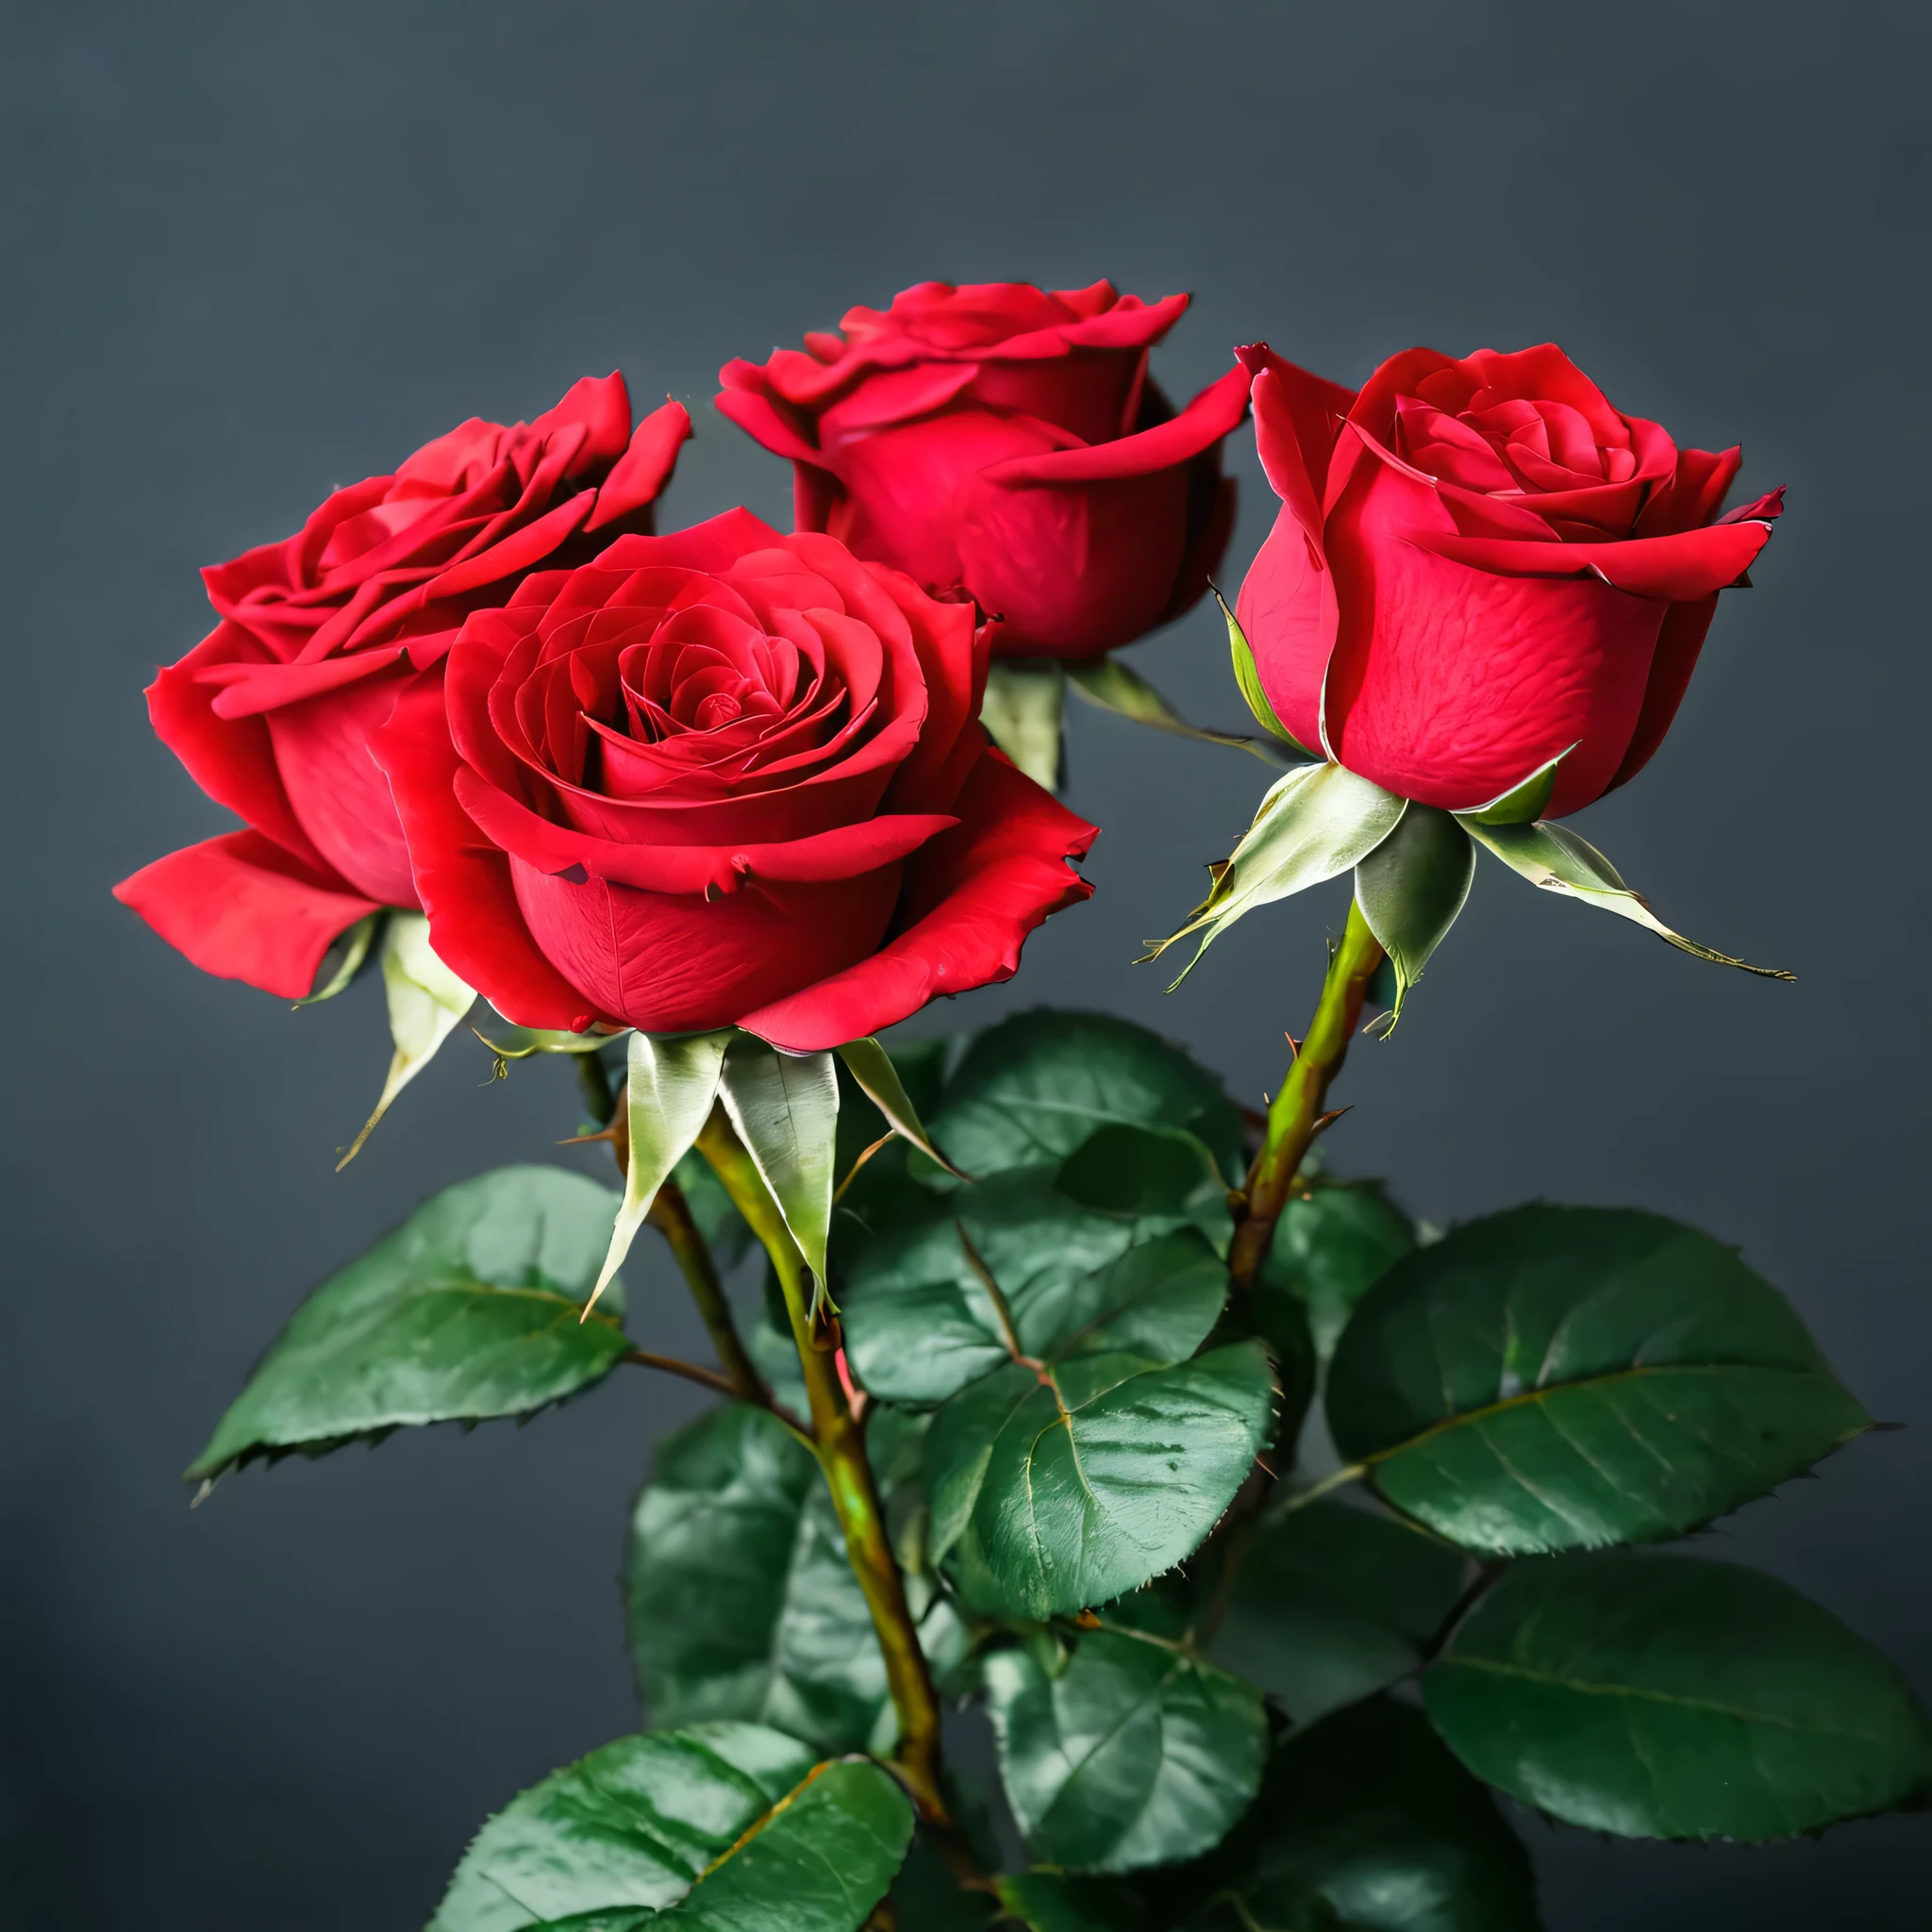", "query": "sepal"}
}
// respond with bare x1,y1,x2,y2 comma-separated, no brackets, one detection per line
1065,645,1283,765
1458,816,1793,978
1144,761,1404,984
981,657,1066,791
336,911,476,1170
1352,802,1474,1028
719,1034,841,1300
1214,586,1313,755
